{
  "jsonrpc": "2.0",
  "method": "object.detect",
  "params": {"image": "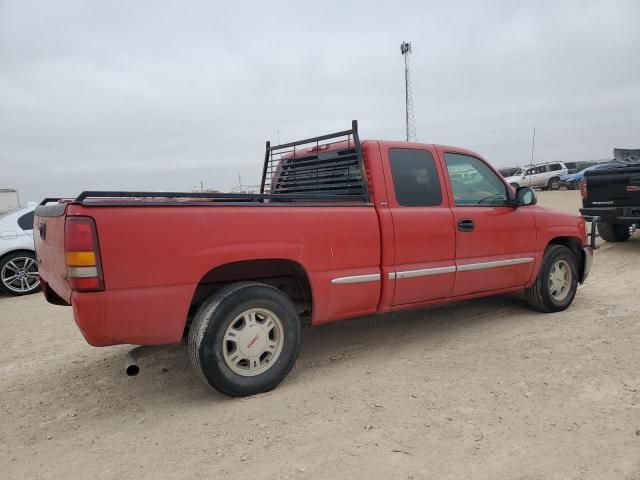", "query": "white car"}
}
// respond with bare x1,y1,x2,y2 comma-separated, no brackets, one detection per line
504,161,568,191
0,206,39,295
